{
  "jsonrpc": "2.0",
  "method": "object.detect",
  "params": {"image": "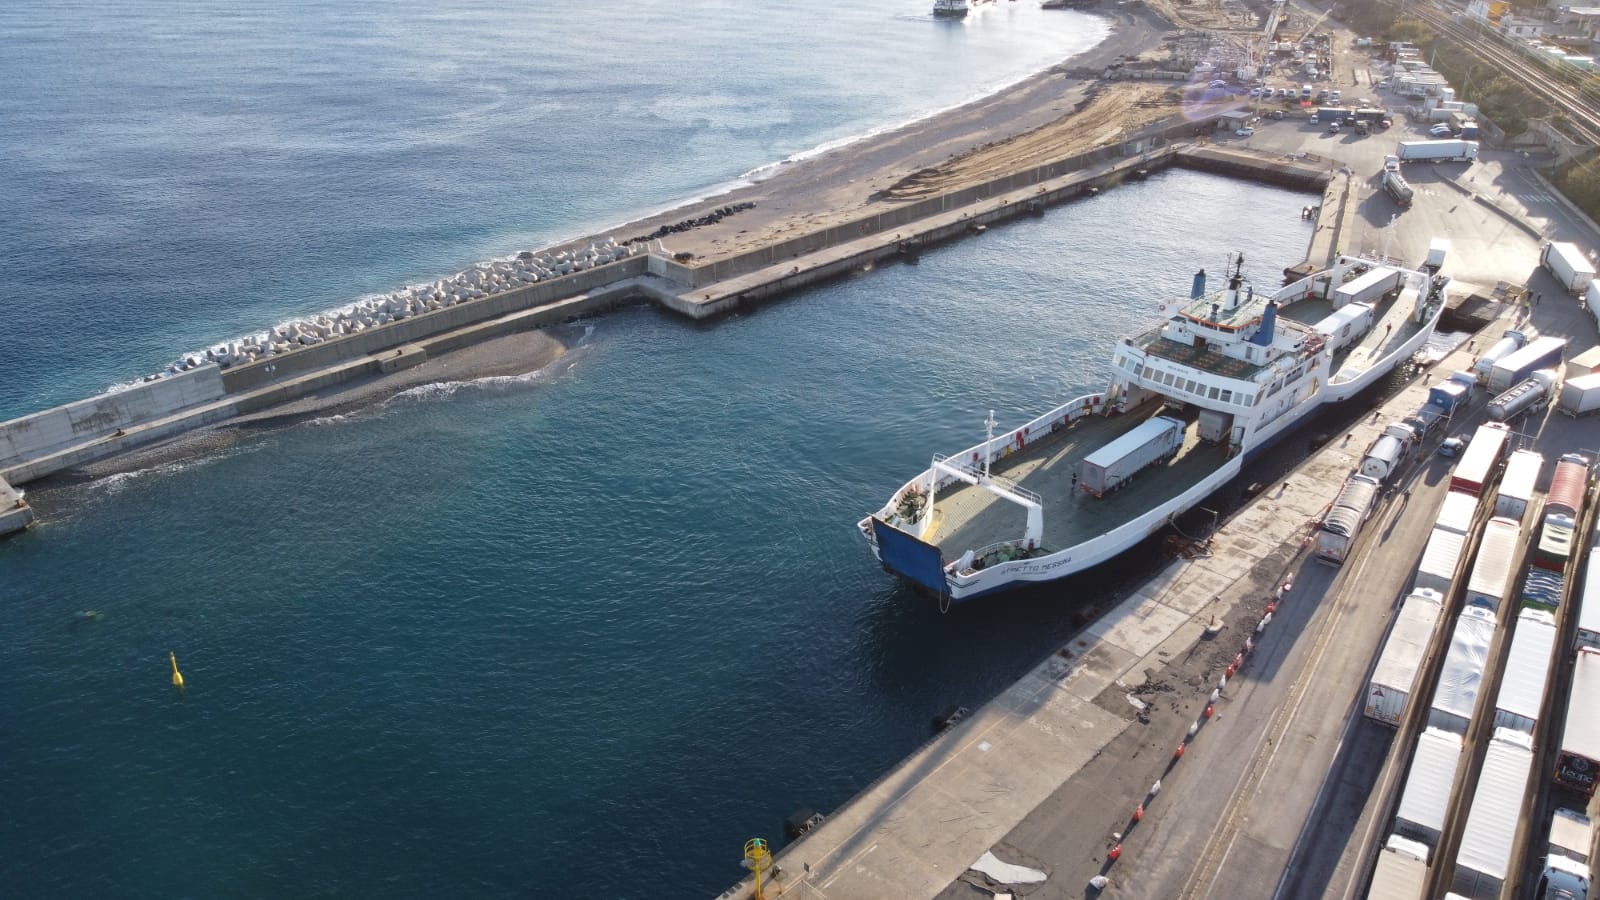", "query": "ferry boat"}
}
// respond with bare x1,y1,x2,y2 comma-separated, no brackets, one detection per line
859,252,1448,604
933,0,970,18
